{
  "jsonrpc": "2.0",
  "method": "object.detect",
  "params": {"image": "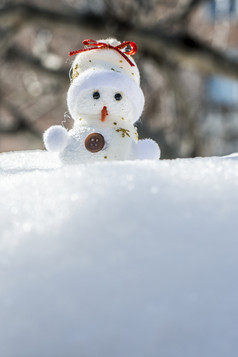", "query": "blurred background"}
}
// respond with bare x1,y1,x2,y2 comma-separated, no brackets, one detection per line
1,0,238,158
